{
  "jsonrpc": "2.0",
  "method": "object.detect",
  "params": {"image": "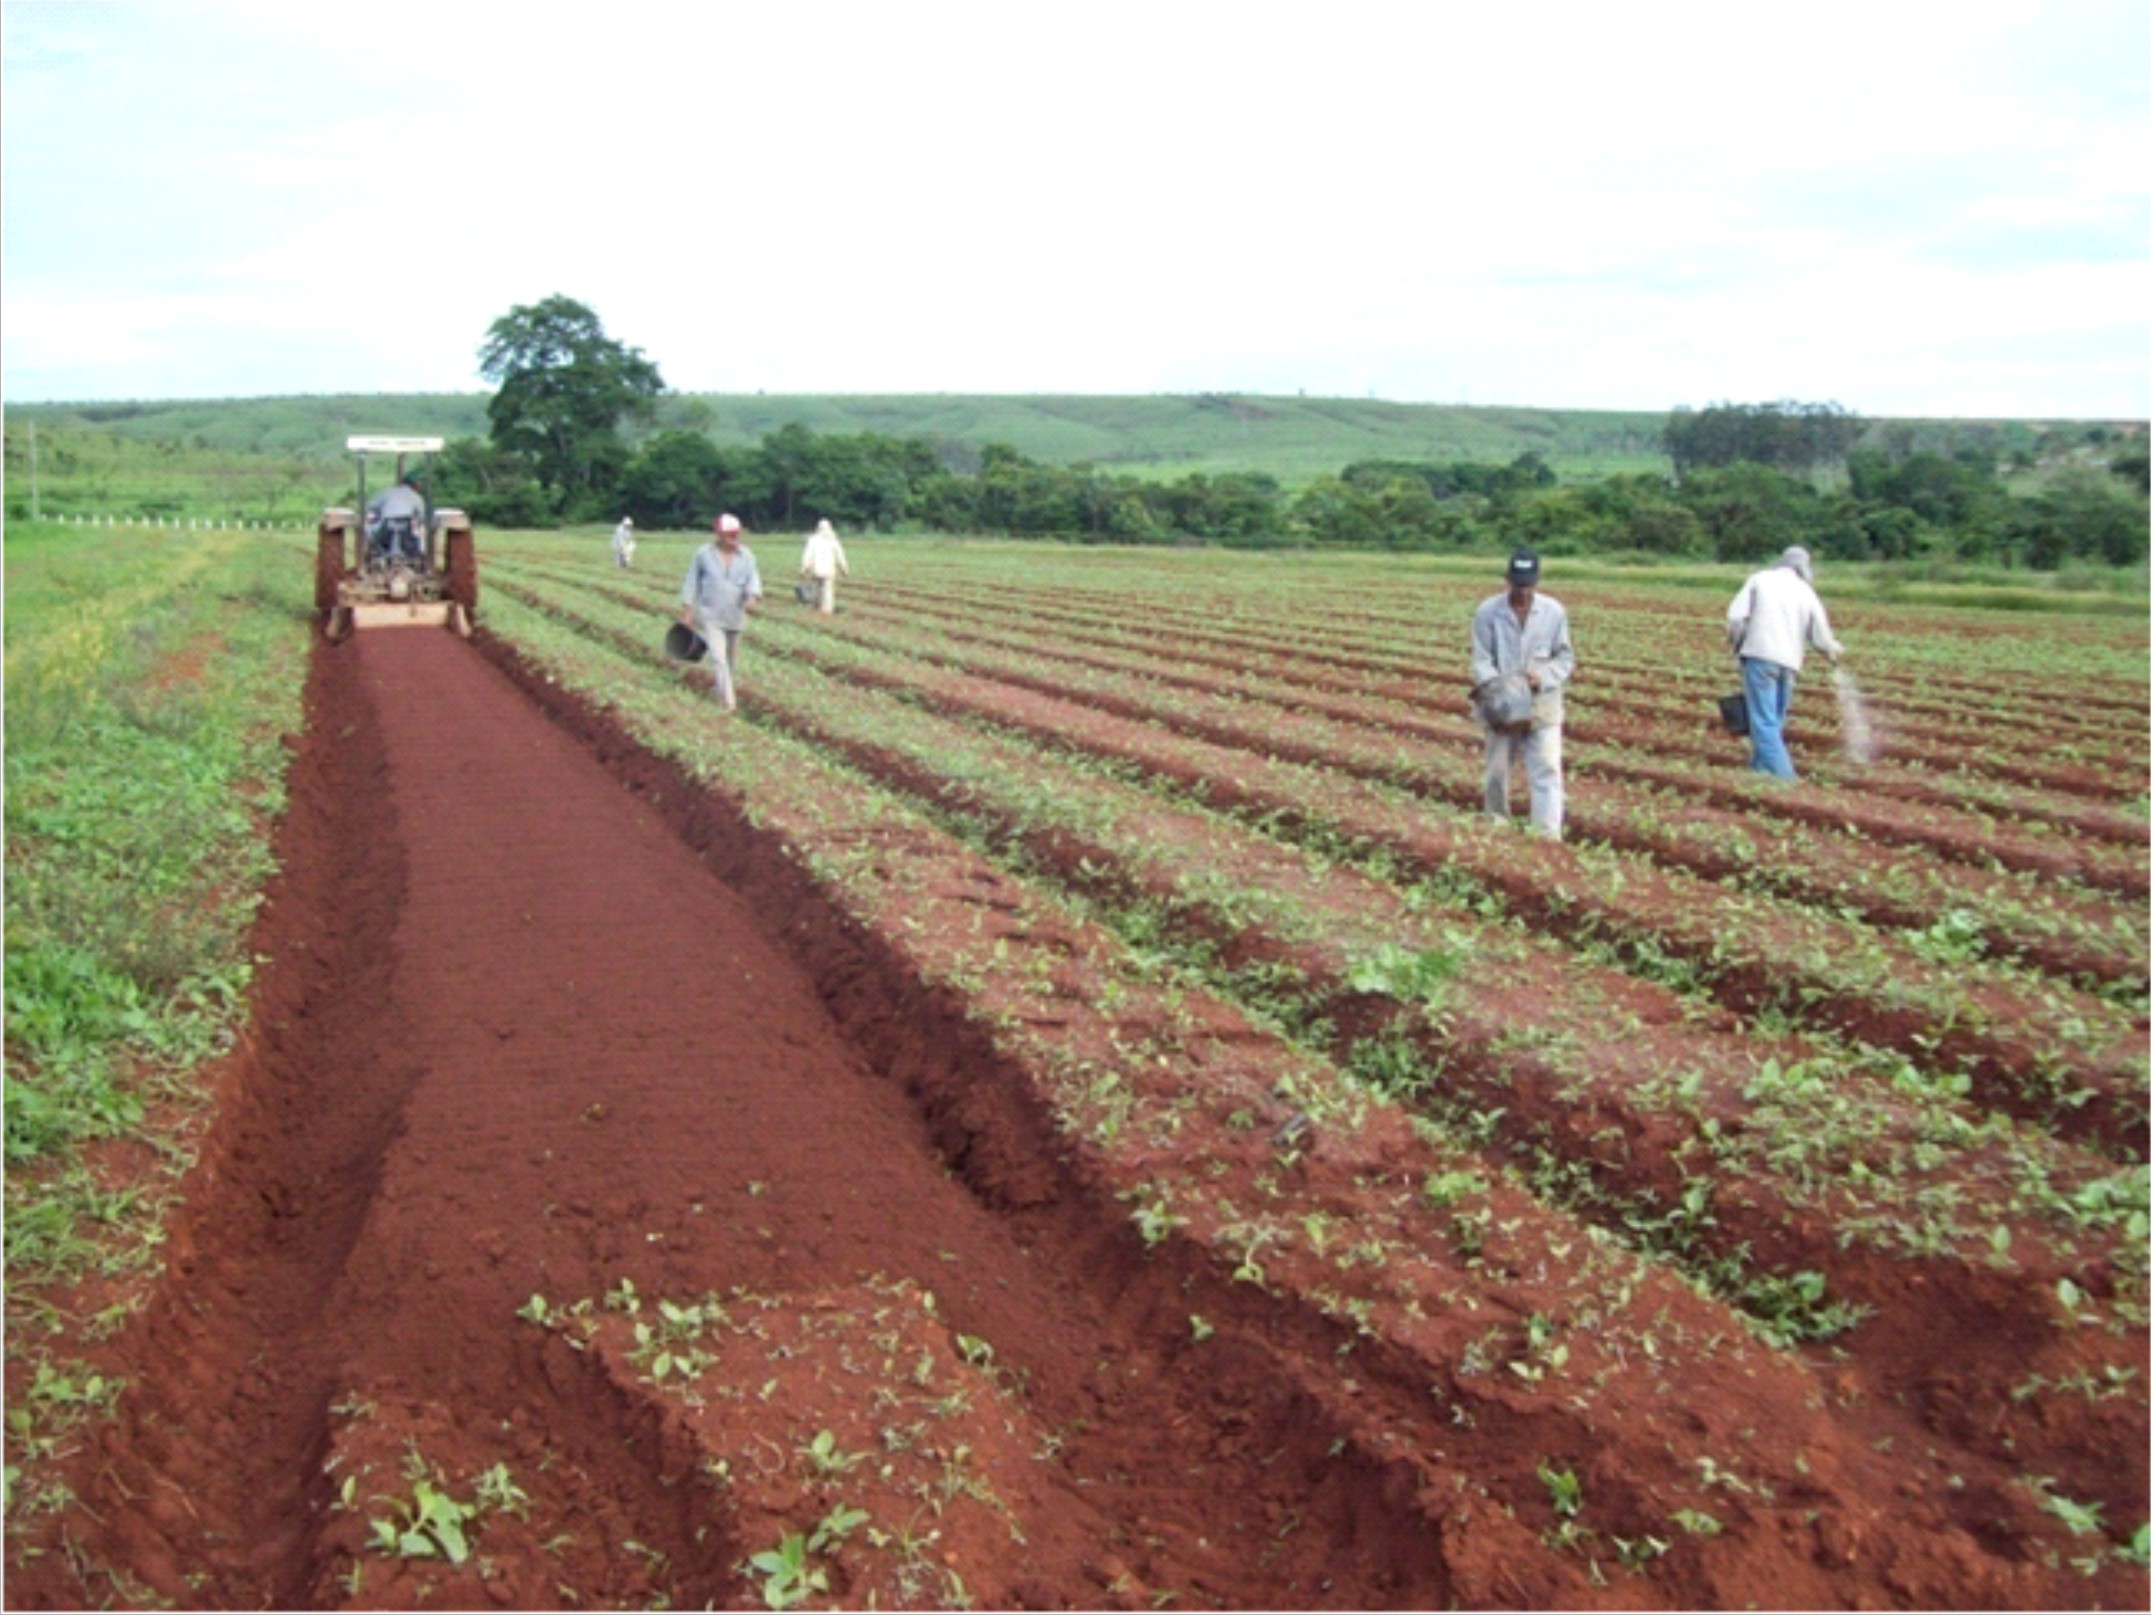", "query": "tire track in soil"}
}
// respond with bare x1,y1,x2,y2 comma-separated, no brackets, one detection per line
14,627,1452,1609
